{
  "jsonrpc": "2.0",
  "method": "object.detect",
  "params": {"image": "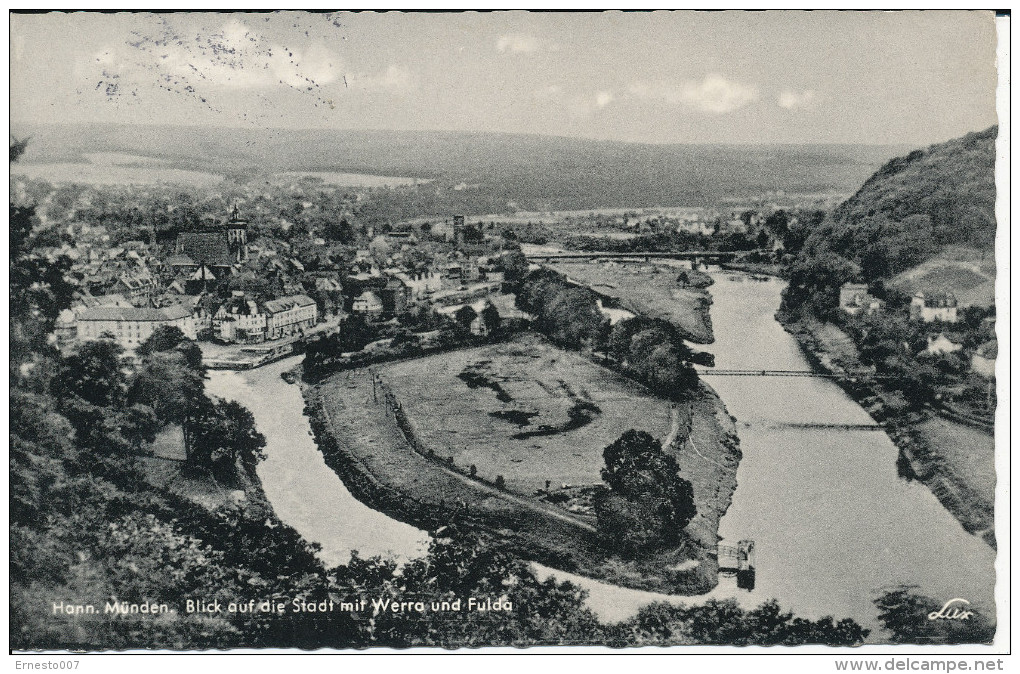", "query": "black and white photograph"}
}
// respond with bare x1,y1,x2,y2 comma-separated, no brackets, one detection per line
8,8,1008,662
